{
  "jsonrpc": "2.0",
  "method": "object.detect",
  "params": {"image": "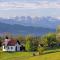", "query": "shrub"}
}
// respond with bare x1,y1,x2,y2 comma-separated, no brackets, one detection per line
38,47,45,55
